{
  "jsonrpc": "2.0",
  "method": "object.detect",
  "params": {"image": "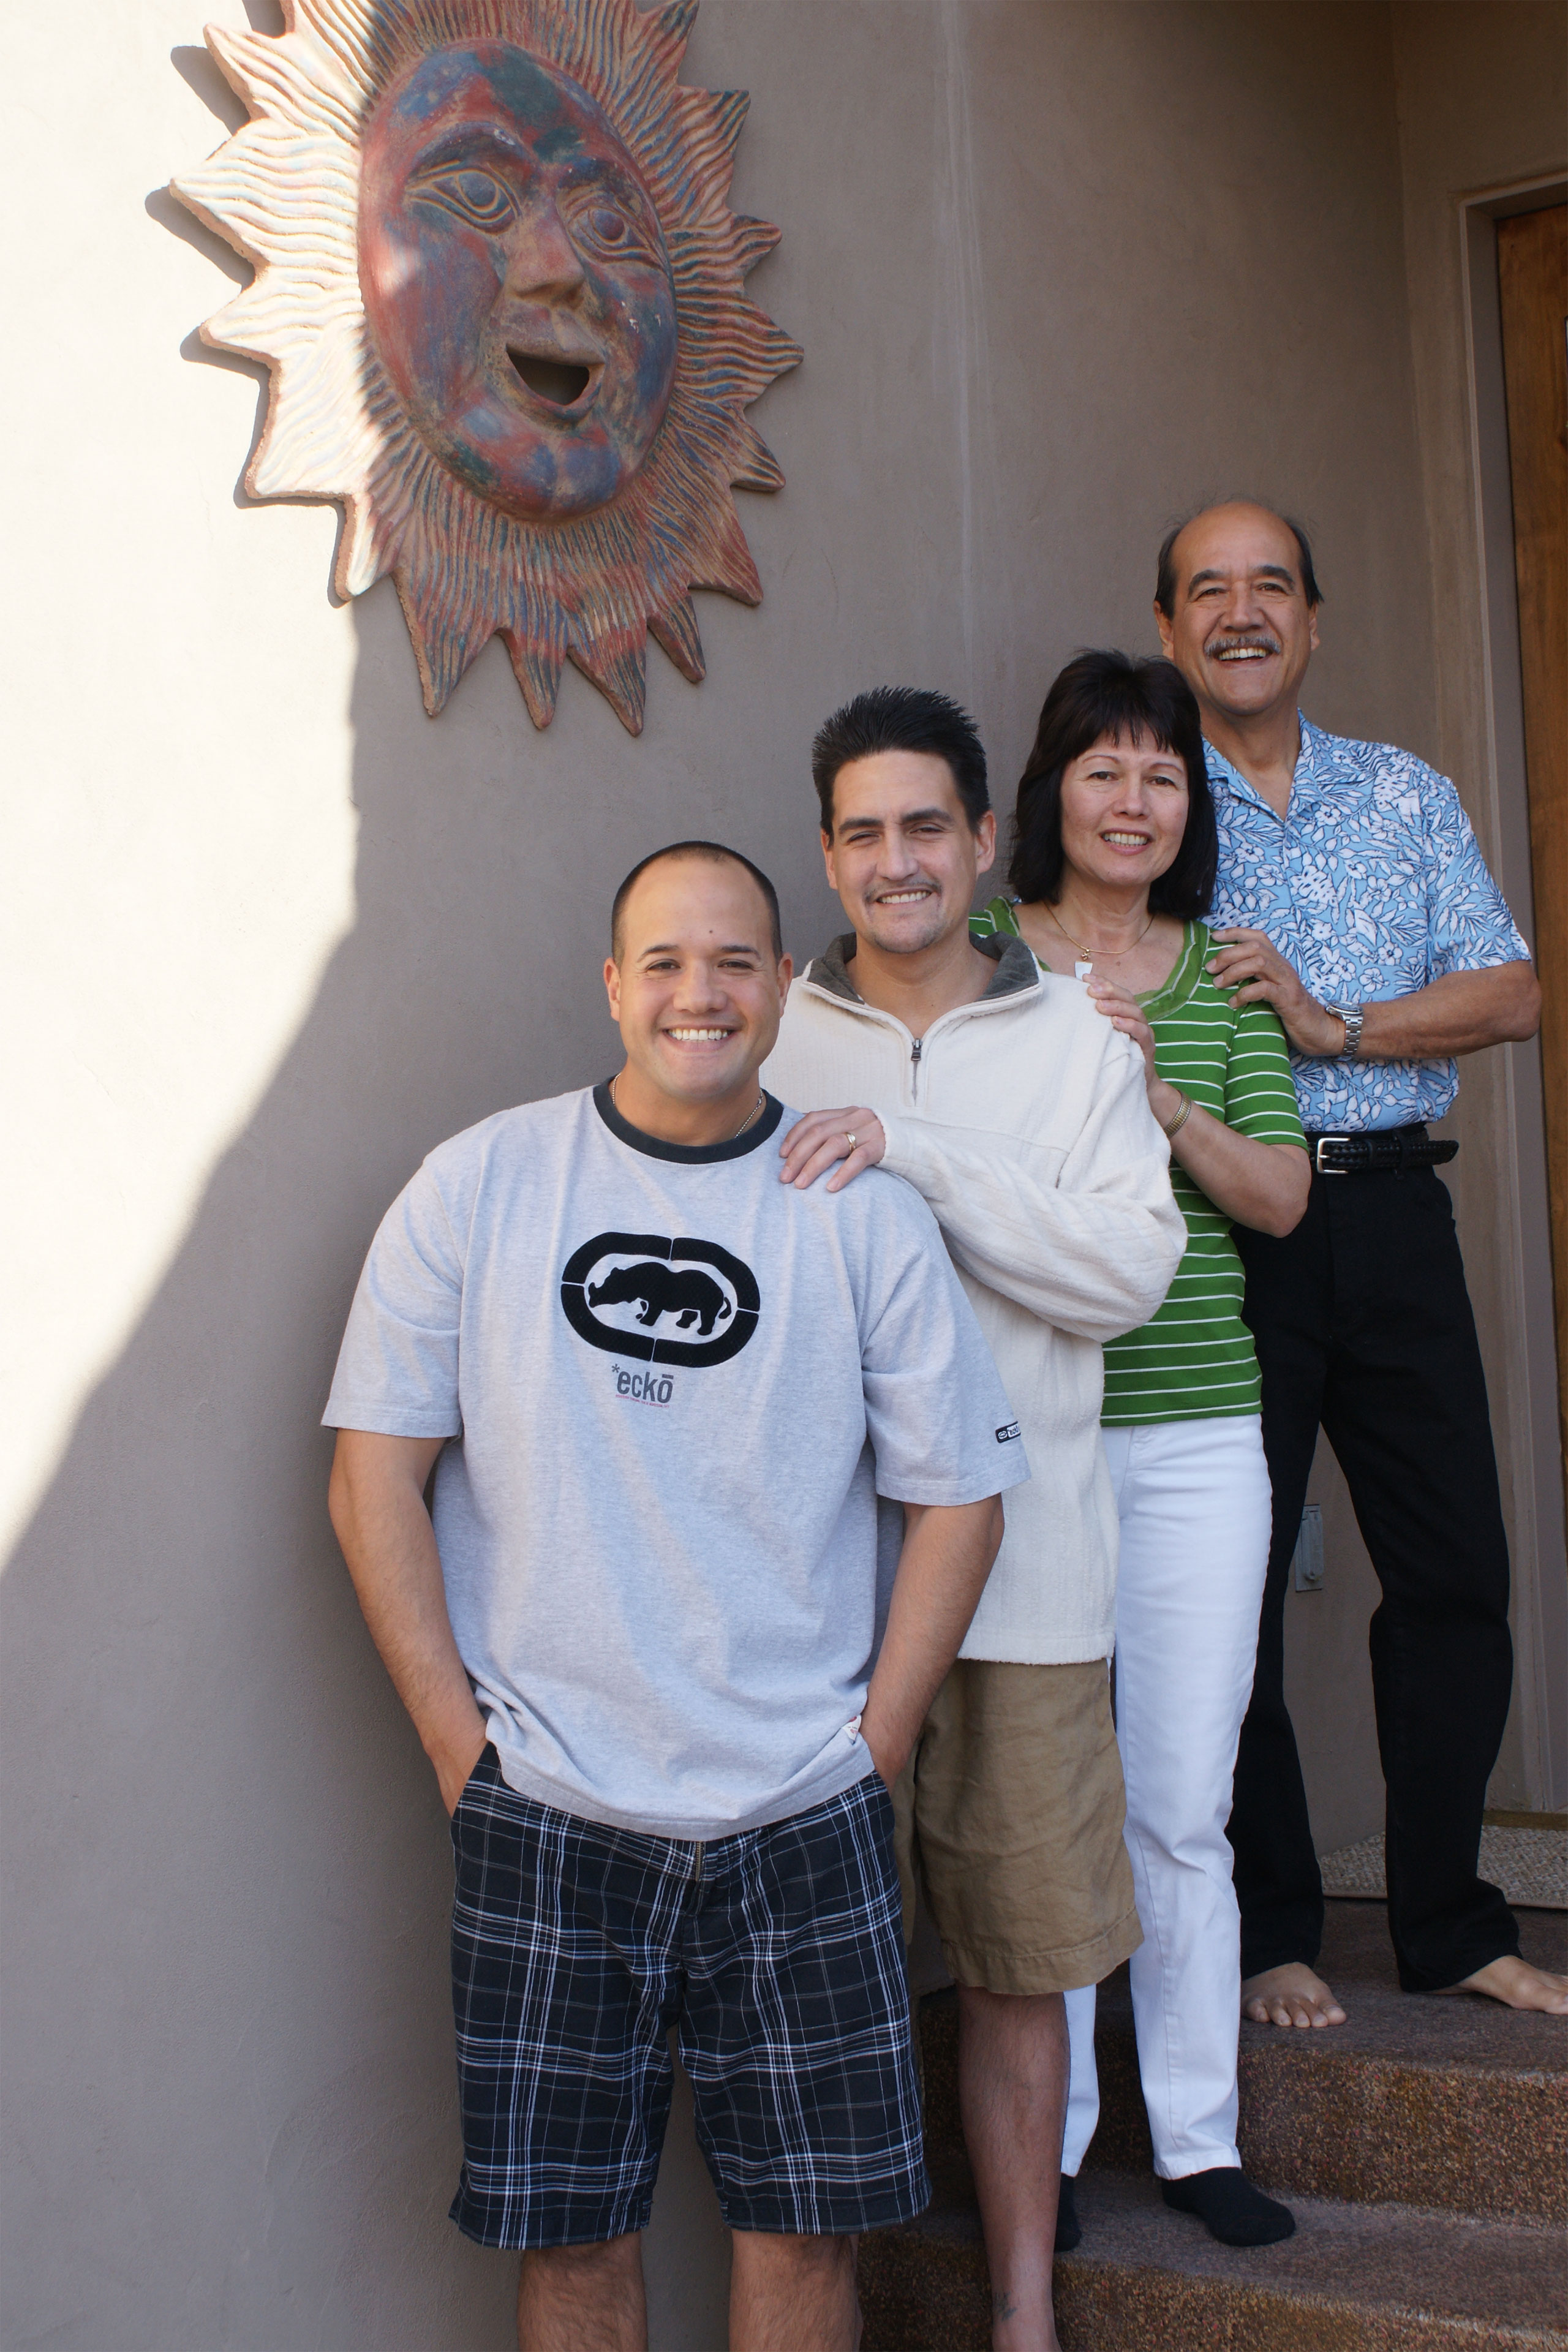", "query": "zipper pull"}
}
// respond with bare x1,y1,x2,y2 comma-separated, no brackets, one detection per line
910,1036,922,1099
